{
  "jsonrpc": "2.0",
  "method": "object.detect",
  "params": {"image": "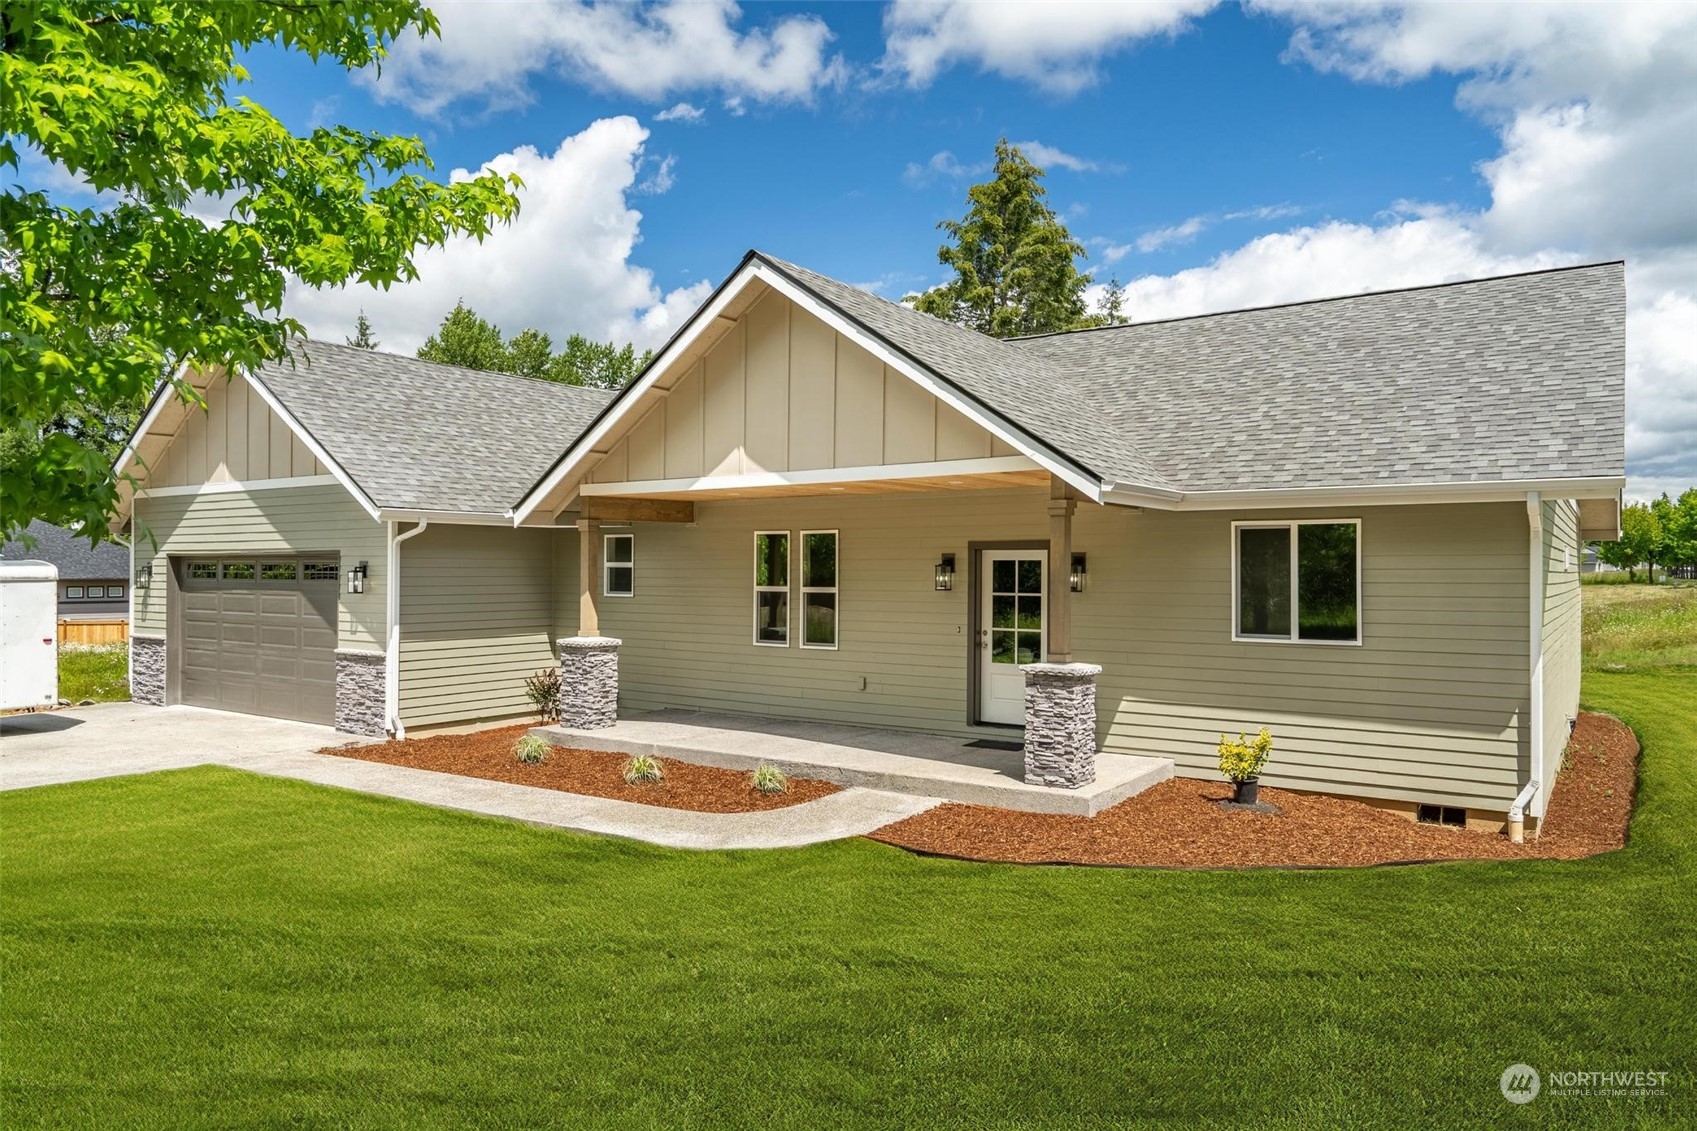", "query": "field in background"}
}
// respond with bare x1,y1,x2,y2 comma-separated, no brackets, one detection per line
1582,583,1697,672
